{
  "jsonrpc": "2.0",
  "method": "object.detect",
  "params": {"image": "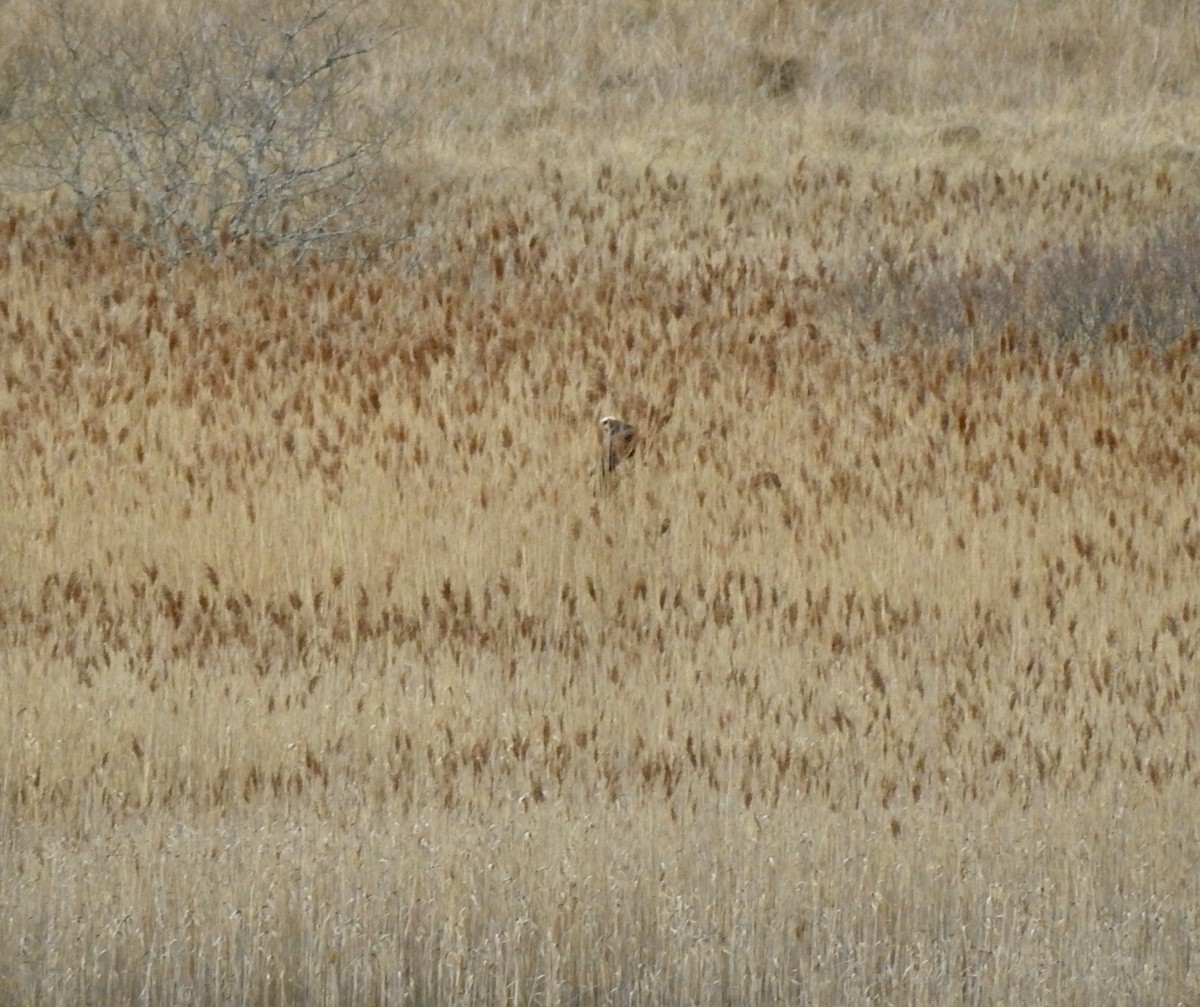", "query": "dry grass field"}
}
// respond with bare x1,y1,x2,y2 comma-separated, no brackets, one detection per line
4,0,1200,1004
